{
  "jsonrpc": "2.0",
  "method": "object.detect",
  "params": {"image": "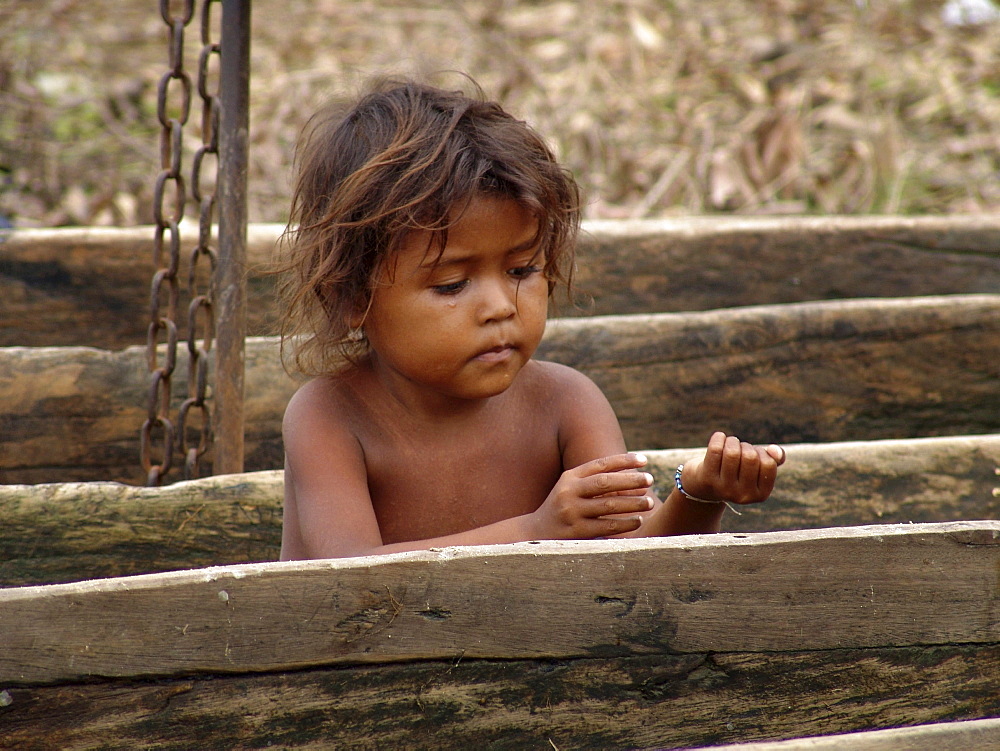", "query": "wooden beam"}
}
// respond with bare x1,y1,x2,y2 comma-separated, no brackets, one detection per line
3,215,999,349
2,436,998,587
702,717,1000,750
3,295,998,484
541,295,1000,449
1,646,998,750
2,522,998,685
0,471,284,586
